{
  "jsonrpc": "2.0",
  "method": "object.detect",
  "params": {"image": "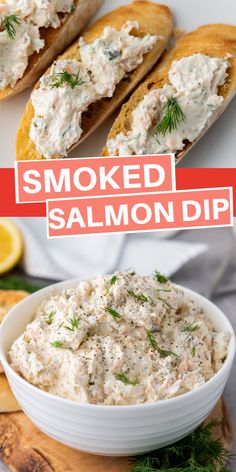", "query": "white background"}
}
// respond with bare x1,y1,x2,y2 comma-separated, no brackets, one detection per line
0,0,235,168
